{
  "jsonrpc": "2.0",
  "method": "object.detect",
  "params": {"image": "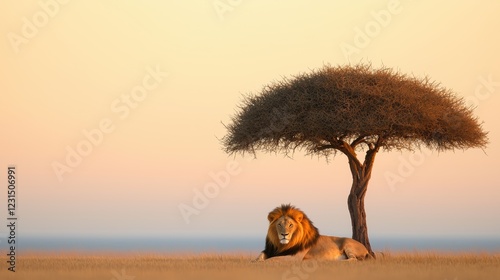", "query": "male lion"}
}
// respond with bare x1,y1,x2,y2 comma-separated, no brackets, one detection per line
255,204,372,261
